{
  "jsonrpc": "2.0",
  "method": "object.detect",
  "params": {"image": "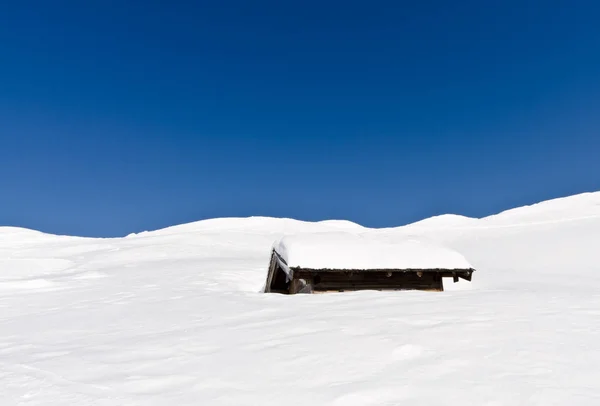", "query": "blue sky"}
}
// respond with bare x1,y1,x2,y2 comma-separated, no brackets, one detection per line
1,1,599,237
